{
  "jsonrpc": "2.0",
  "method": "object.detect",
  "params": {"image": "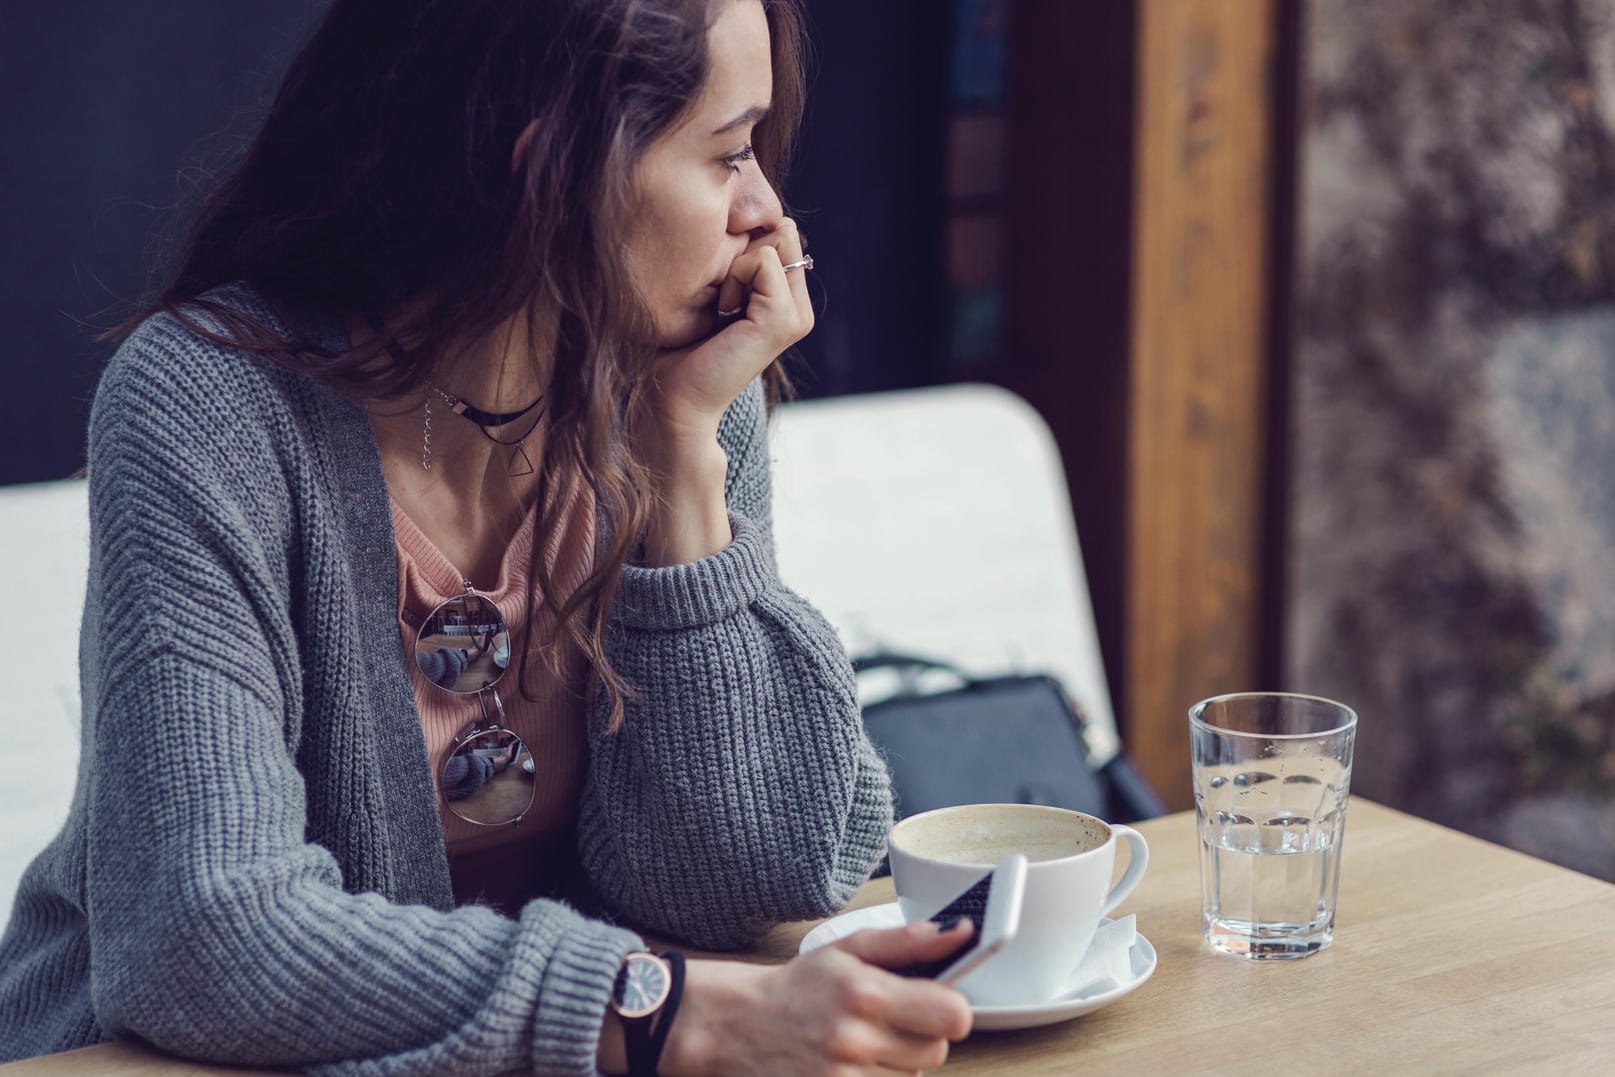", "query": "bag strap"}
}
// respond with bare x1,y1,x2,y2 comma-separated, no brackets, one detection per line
857,650,1096,735
851,651,972,680
851,651,981,699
